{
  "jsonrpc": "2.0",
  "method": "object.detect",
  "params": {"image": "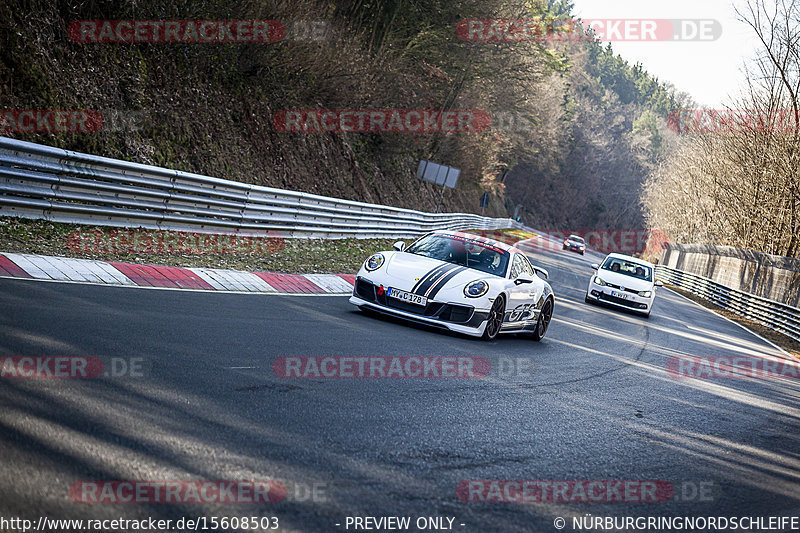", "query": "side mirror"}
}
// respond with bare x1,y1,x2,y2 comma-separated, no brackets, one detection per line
533,266,549,280
655,280,664,287
514,275,534,285
590,263,600,270
393,241,406,252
